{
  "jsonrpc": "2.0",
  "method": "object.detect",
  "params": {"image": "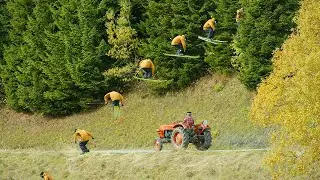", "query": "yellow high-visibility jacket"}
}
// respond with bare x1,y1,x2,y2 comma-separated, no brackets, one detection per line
74,129,93,142
171,35,186,51
139,59,155,76
43,172,54,180
203,18,216,30
104,91,124,105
